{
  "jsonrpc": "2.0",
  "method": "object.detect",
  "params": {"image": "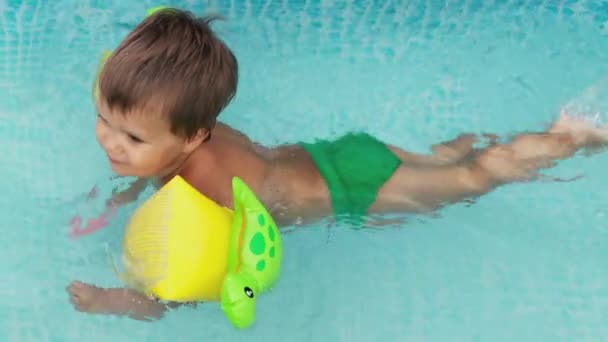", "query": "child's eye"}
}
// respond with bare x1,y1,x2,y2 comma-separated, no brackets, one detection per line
128,134,144,143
